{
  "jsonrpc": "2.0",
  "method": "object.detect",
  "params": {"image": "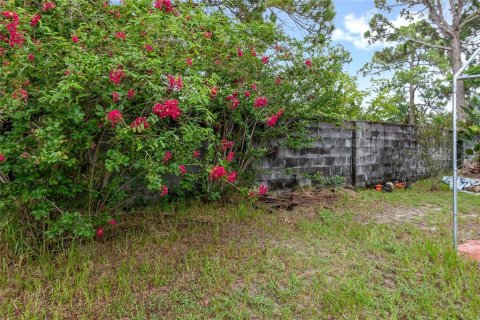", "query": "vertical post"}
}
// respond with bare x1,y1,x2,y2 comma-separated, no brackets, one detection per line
451,47,480,251
452,79,458,251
